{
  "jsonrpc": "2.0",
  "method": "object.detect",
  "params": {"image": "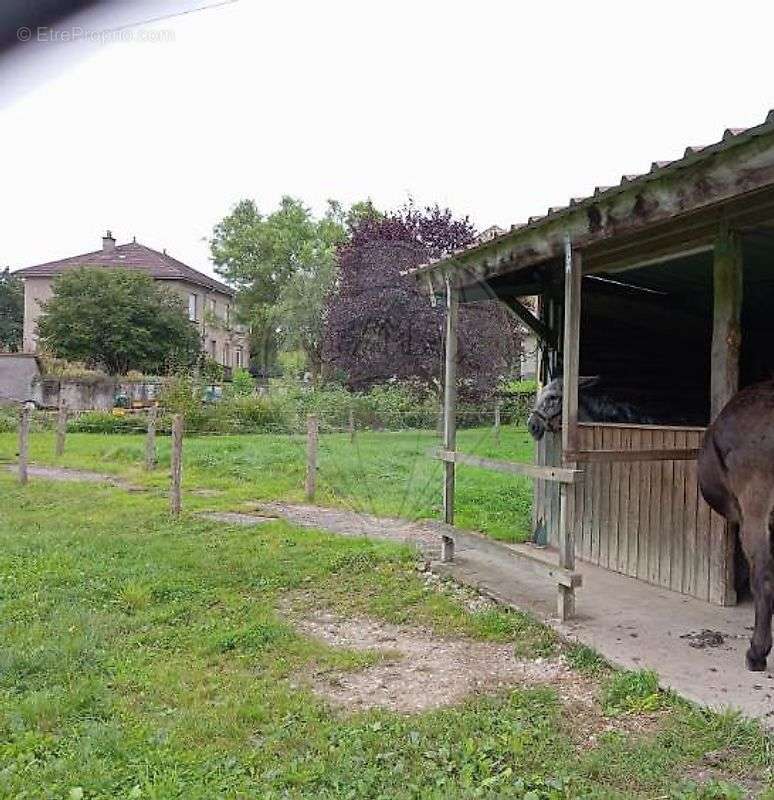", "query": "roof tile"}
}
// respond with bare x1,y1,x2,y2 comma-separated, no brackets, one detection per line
14,241,234,295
